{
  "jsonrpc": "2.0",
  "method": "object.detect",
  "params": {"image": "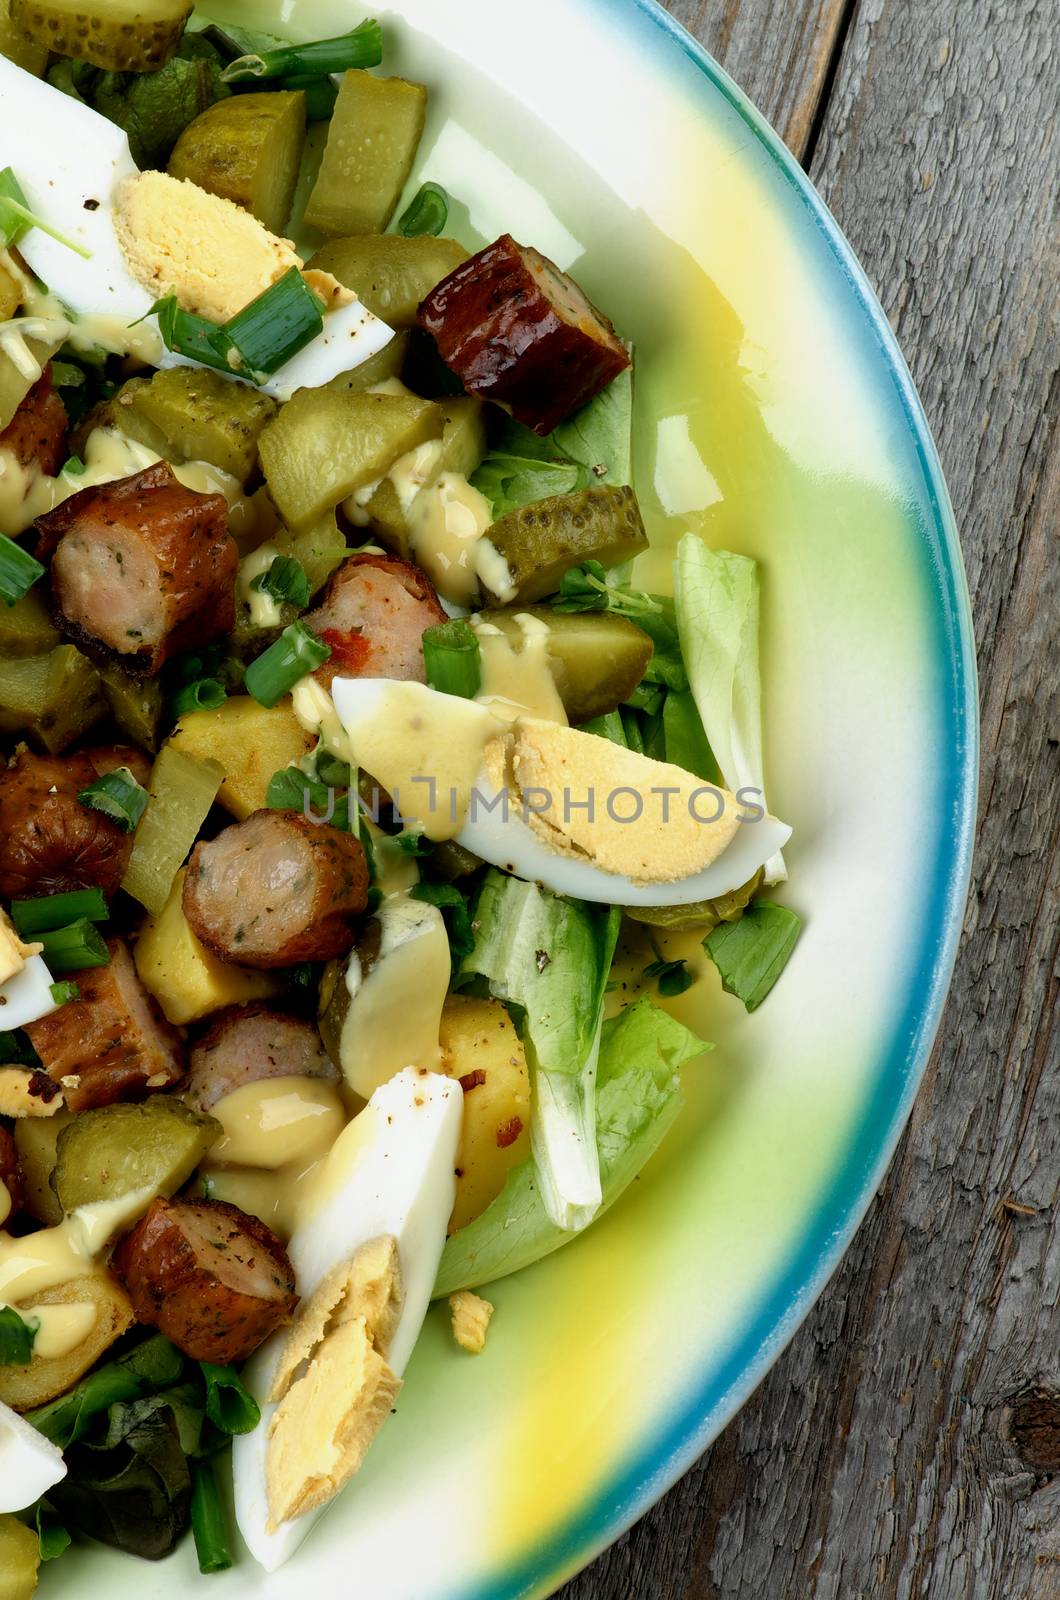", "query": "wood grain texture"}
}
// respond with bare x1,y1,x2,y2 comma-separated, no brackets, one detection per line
664,0,850,156
560,1,1060,1597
